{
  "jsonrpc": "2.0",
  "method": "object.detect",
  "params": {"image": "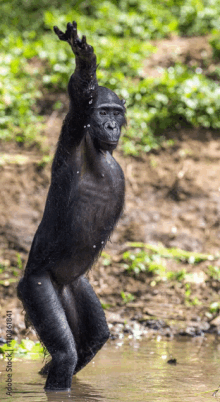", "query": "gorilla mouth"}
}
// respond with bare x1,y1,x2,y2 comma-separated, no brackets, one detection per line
102,140,117,145
97,138,118,150
97,138,118,146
